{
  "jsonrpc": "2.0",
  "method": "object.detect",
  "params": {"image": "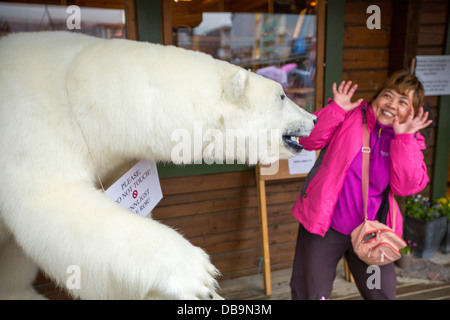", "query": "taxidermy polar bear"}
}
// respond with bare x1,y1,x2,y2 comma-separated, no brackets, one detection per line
0,31,316,299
